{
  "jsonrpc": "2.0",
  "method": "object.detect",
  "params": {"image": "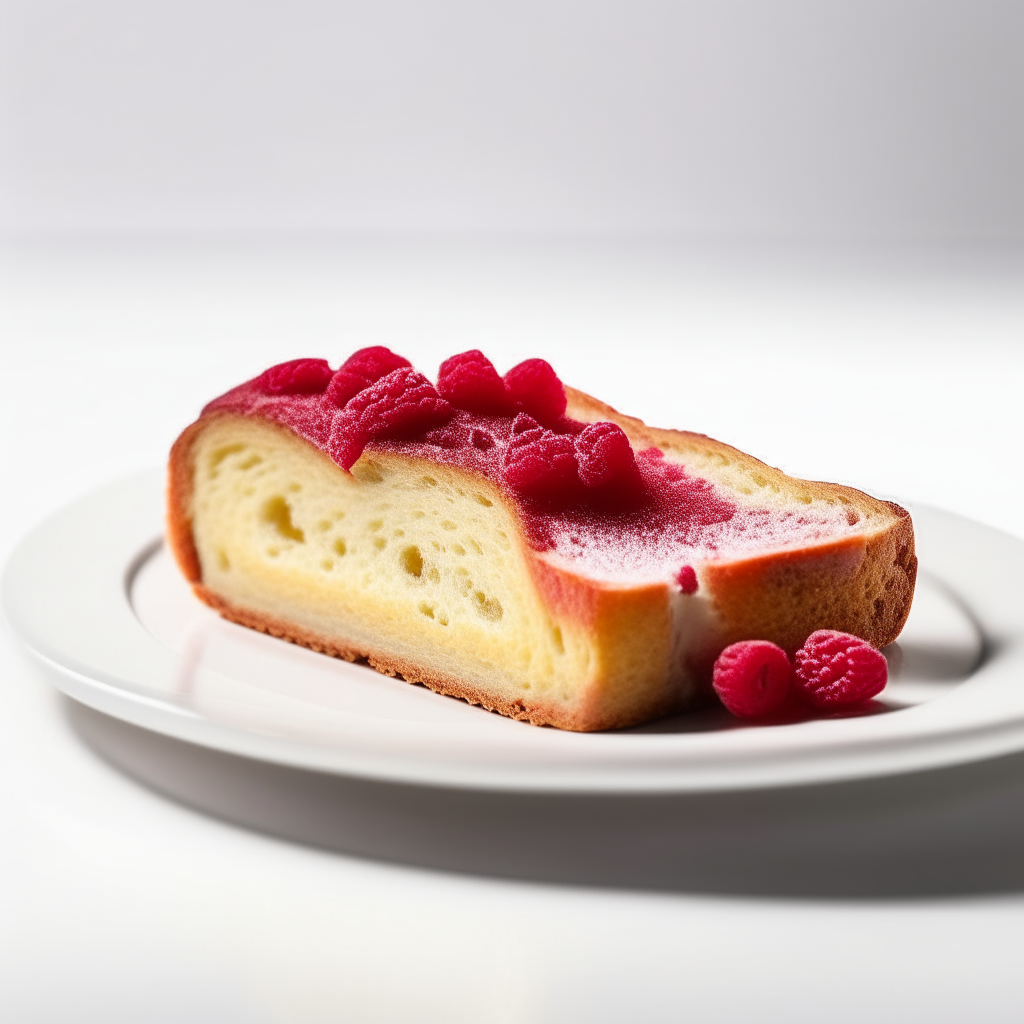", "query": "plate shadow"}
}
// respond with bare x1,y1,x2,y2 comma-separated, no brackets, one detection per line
67,698,1024,900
